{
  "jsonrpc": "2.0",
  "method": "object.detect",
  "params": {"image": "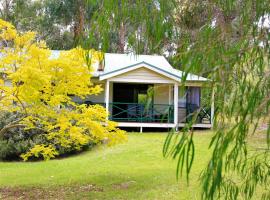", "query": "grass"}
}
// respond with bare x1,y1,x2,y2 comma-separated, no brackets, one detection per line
0,131,214,200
